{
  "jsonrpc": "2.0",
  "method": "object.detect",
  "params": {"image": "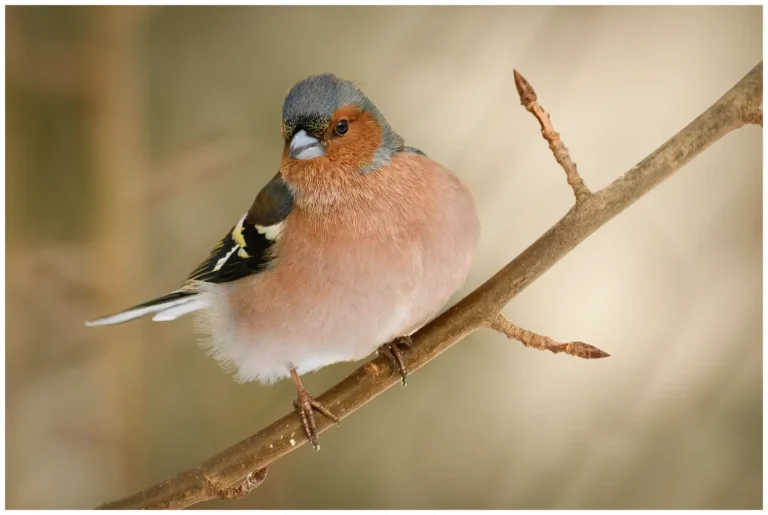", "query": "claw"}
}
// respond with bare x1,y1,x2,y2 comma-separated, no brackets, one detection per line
378,335,413,387
290,369,339,451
